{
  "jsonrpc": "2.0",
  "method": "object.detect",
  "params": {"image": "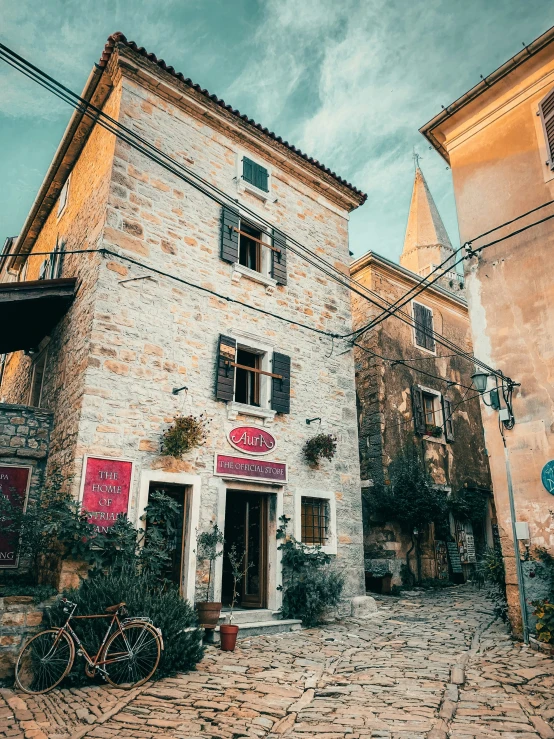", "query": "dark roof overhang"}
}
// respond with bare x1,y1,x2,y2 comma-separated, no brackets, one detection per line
0,278,77,353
